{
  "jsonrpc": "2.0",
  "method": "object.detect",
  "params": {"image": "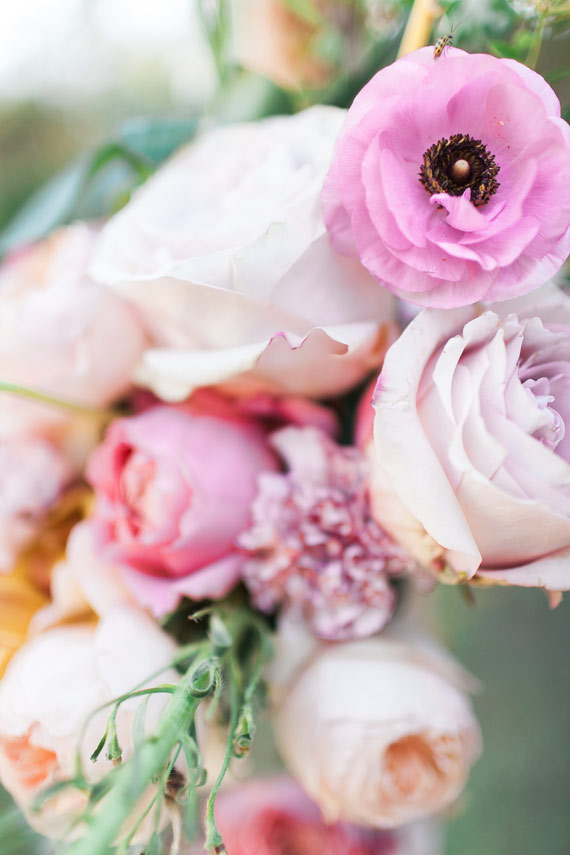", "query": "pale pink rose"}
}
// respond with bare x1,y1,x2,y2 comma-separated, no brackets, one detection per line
0,223,146,438
192,776,443,855
87,405,277,615
372,284,570,591
0,437,71,572
239,427,414,640
323,47,570,308
0,605,178,839
271,617,481,828
89,107,396,401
